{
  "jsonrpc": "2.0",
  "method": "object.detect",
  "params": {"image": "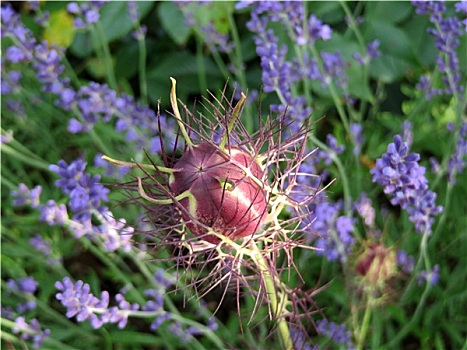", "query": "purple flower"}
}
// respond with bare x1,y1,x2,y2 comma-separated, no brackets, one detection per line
1,70,22,95
127,1,139,23
418,264,440,285
49,159,87,194
367,39,381,59
370,135,443,234
455,1,467,13
311,201,355,262
55,272,217,337
1,129,14,144
447,120,467,184
49,159,109,222
350,123,364,155
244,3,343,128
7,277,38,294
11,184,42,208
308,14,332,42
397,250,415,273
316,134,345,166
39,200,68,225
29,234,51,255
353,40,381,66
413,1,465,99
289,325,314,350
6,277,39,313
354,193,375,227
321,51,347,88
429,157,441,174
6,46,27,63
401,120,413,147
150,312,171,331
55,277,110,329
176,3,233,53
13,317,50,349
33,42,66,93
94,211,134,252
67,1,106,28
316,319,353,348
